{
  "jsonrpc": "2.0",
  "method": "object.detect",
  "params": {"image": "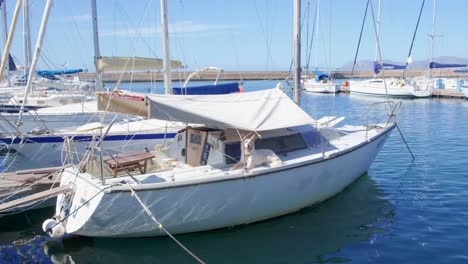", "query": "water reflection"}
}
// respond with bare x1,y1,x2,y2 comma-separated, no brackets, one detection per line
40,174,394,264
